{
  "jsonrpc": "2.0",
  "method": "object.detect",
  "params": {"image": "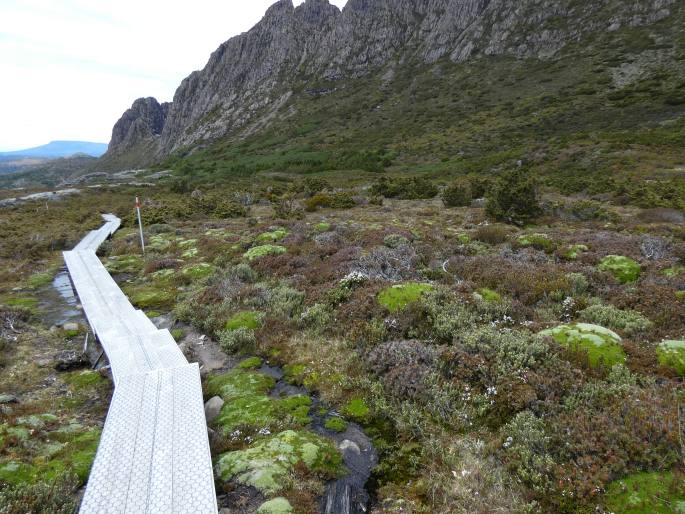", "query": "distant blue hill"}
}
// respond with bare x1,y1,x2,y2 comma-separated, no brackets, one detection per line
0,141,108,158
